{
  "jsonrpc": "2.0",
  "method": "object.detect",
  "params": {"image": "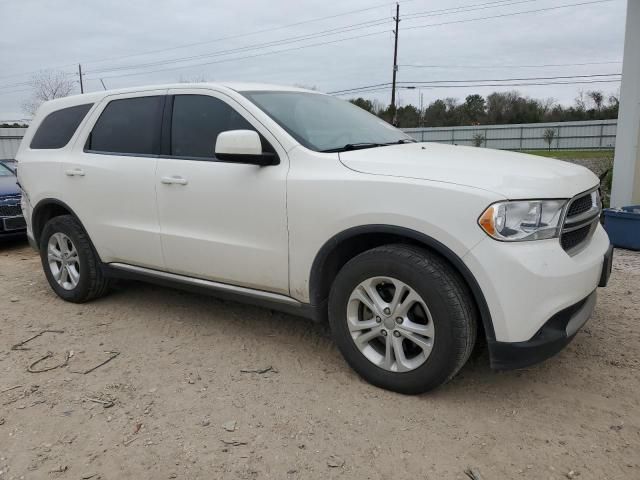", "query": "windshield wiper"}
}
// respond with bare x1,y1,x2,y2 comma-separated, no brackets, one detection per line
321,138,416,153
321,142,384,153
382,138,417,145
